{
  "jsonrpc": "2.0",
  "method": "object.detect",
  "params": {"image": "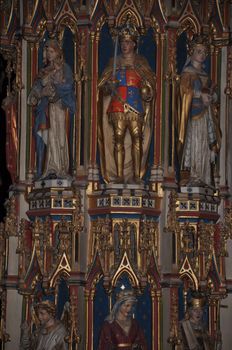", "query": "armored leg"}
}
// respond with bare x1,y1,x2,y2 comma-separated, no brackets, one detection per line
111,118,127,181
129,118,143,181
